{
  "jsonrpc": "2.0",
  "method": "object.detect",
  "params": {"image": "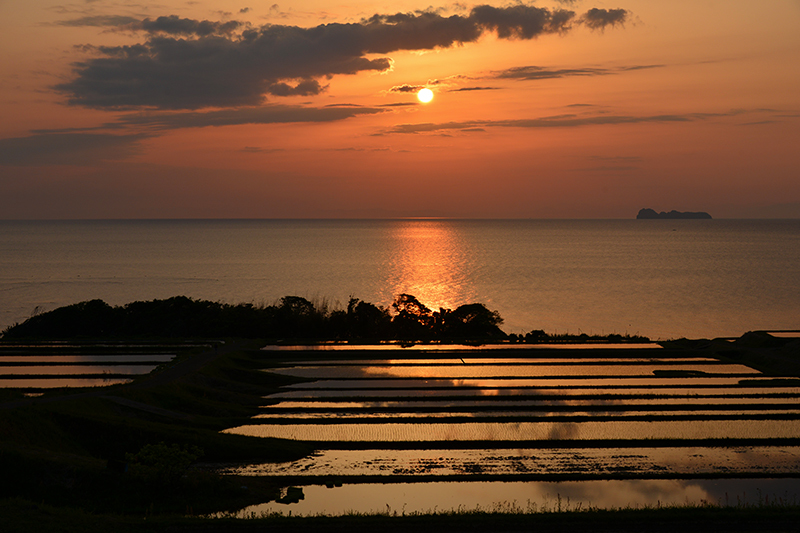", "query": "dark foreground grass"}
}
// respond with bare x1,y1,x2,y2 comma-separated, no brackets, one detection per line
6,498,800,533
